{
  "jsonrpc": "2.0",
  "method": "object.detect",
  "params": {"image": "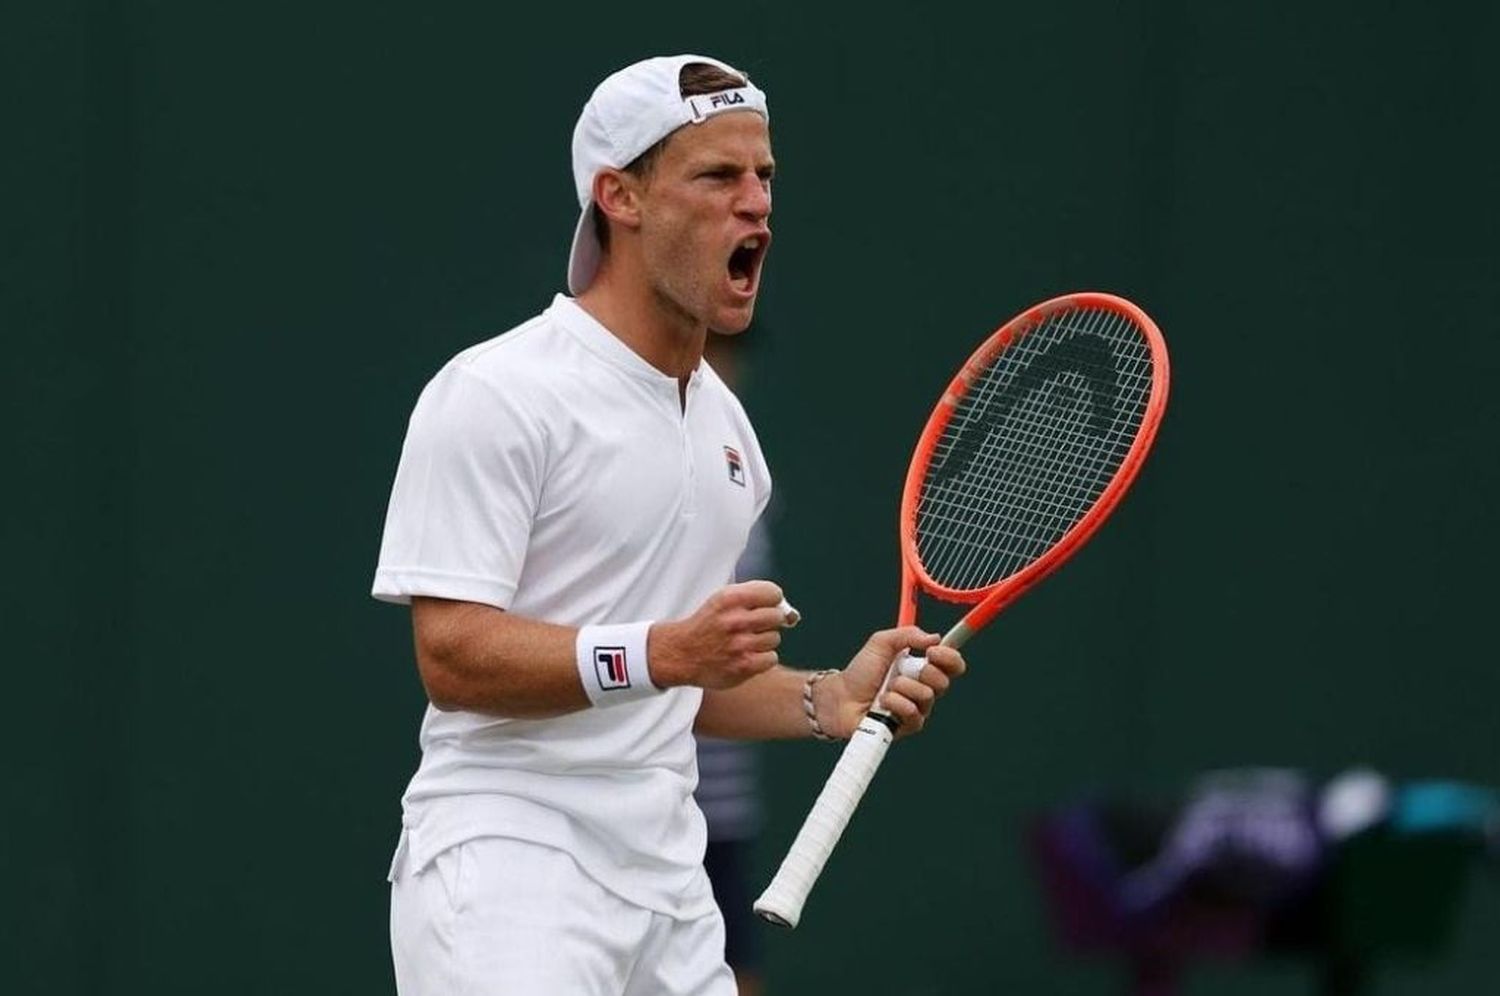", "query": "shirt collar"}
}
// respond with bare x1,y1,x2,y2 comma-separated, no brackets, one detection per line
548,294,703,390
